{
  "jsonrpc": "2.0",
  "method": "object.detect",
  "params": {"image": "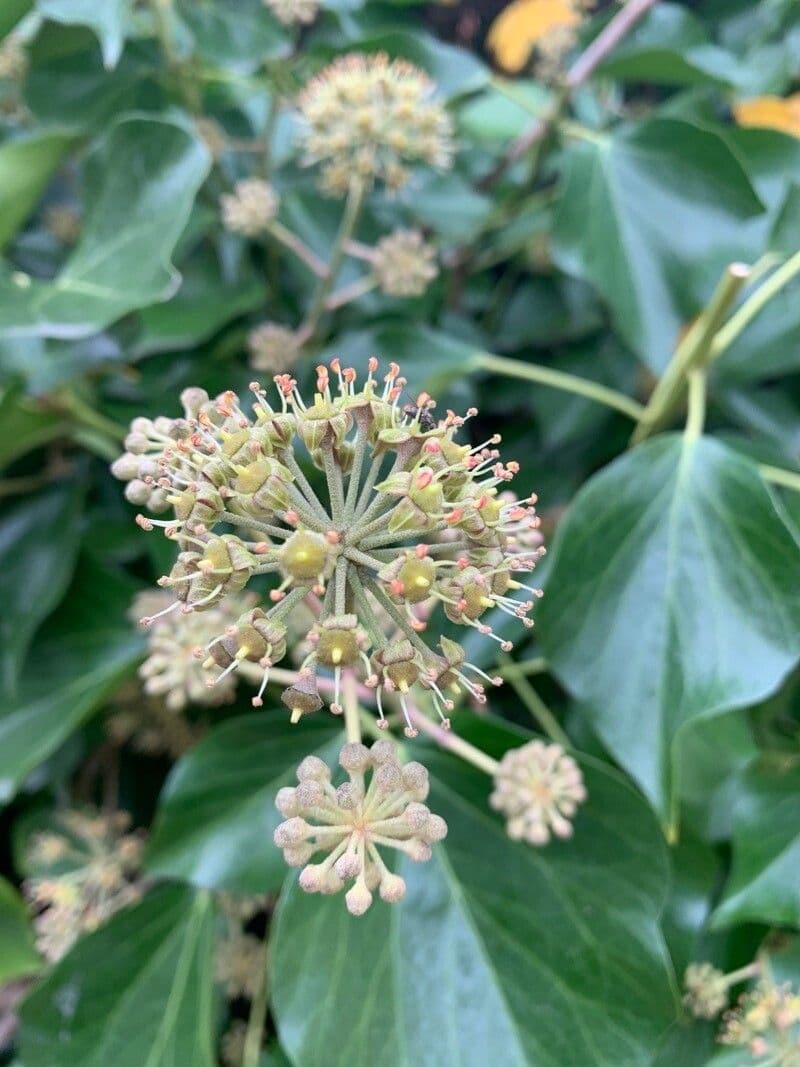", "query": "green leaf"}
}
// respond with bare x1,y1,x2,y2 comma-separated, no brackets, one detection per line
712,761,800,929
0,380,68,468
552,119,764,371
146,715,340,893
401,171,493,243
19,885,216,1067
24,25,154,129
130,248,264,359
271,722,677,1066
0,130,77,250
598,4,743,87
36,0,132,69
0,876,40,982
537,435,800,822
318,322,479,399
0,115,210,340
177,0,290,71
0,556,143,803
0,0,33,35
0,481,84,697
